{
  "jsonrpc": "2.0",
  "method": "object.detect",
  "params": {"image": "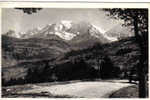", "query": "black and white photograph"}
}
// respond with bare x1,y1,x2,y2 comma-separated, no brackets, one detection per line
1,6,149,98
